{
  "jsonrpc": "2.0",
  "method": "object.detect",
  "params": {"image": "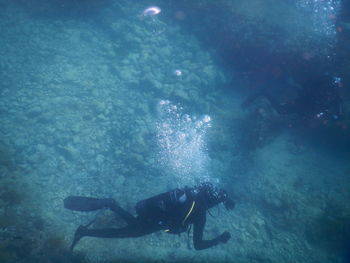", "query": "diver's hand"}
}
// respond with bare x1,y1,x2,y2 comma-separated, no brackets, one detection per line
219,231,231,243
